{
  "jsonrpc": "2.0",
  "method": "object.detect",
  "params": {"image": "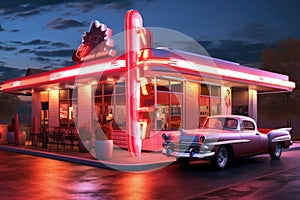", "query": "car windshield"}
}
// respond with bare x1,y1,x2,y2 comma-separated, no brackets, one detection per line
202,117,238,130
